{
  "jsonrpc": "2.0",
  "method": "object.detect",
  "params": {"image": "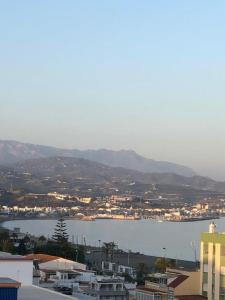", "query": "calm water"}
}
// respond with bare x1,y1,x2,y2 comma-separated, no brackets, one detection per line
3,218,225,261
